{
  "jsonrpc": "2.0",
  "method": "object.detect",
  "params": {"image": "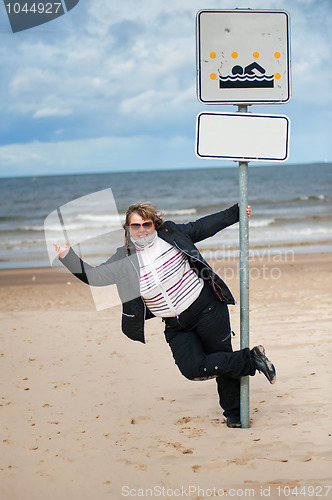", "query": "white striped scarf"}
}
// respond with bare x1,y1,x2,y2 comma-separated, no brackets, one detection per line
132,231,203,317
